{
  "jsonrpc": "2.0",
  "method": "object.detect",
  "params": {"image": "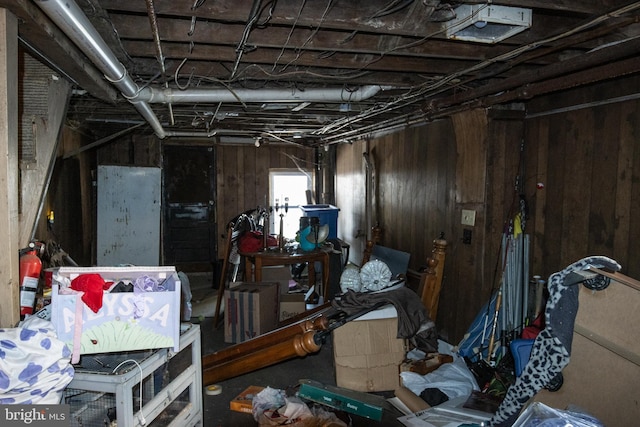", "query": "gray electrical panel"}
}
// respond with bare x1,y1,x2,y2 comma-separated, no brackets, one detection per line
97,165,161,266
